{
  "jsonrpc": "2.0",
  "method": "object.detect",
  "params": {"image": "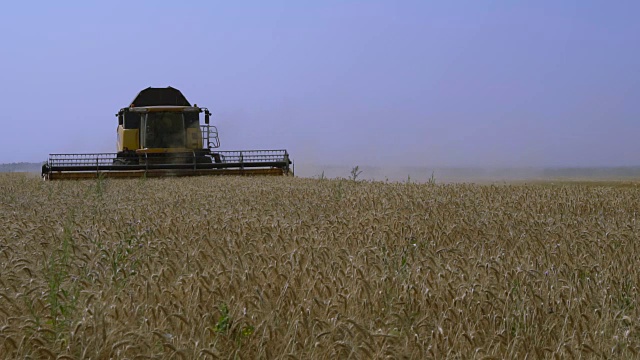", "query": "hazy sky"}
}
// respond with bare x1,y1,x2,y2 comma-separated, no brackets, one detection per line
1,1,638,167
